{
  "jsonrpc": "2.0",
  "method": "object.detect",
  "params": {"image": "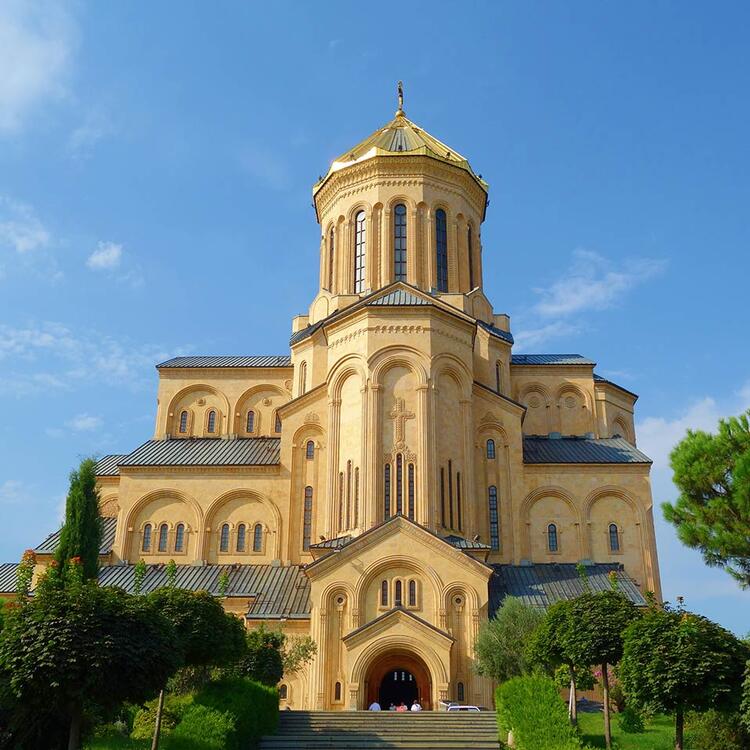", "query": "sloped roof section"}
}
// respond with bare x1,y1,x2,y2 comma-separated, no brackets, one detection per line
442,534,492,551
511,354,595,366
96,454,127,477
0,563,18,594
309,535,352,551
120,438,281,467
34,517,118,555
523,436,650,464
476,320,514,345
489,563,646,614
368,288,432,307
594,373,639,400
157,356,292,369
